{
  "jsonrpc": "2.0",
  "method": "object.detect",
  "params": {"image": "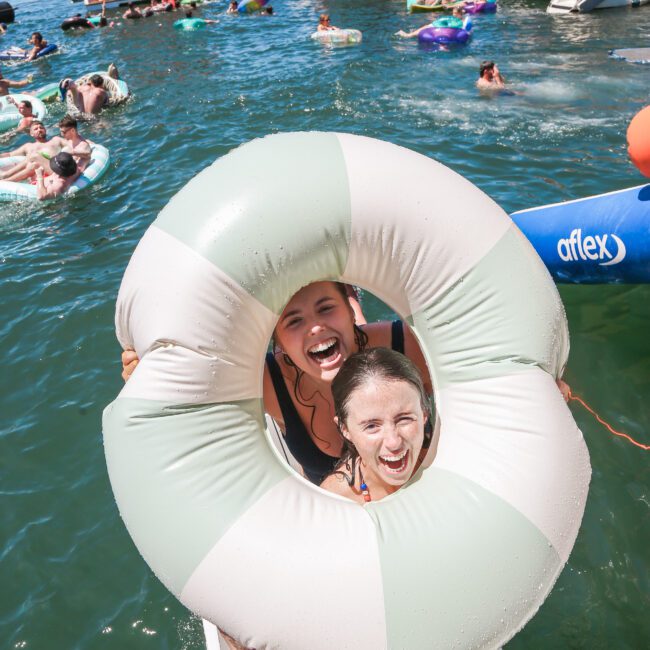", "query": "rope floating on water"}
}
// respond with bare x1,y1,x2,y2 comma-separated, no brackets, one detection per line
568,389,650,451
